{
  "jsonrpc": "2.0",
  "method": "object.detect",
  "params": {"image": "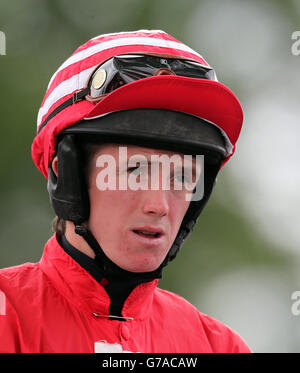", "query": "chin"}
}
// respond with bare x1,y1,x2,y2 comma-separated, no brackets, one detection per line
120,257,163,274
